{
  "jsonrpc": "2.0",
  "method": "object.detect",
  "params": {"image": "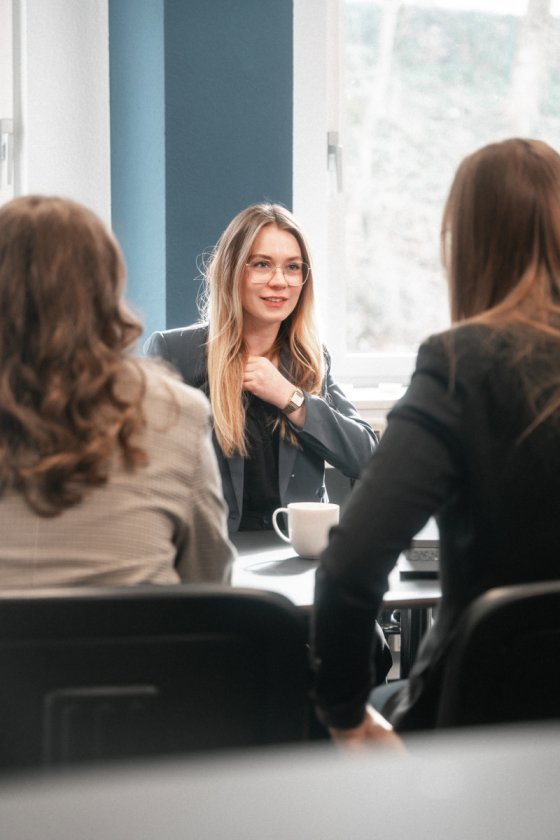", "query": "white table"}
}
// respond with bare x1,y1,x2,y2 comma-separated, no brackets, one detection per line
0,724,560,840
3,726,559,840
